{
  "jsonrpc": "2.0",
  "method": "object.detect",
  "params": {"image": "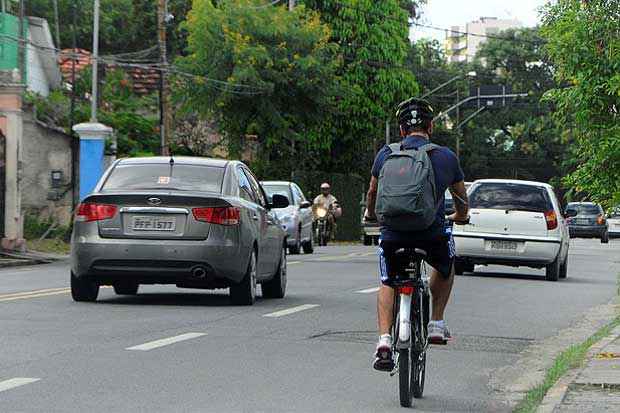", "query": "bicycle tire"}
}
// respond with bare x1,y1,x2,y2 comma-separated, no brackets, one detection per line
398,348,412,407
